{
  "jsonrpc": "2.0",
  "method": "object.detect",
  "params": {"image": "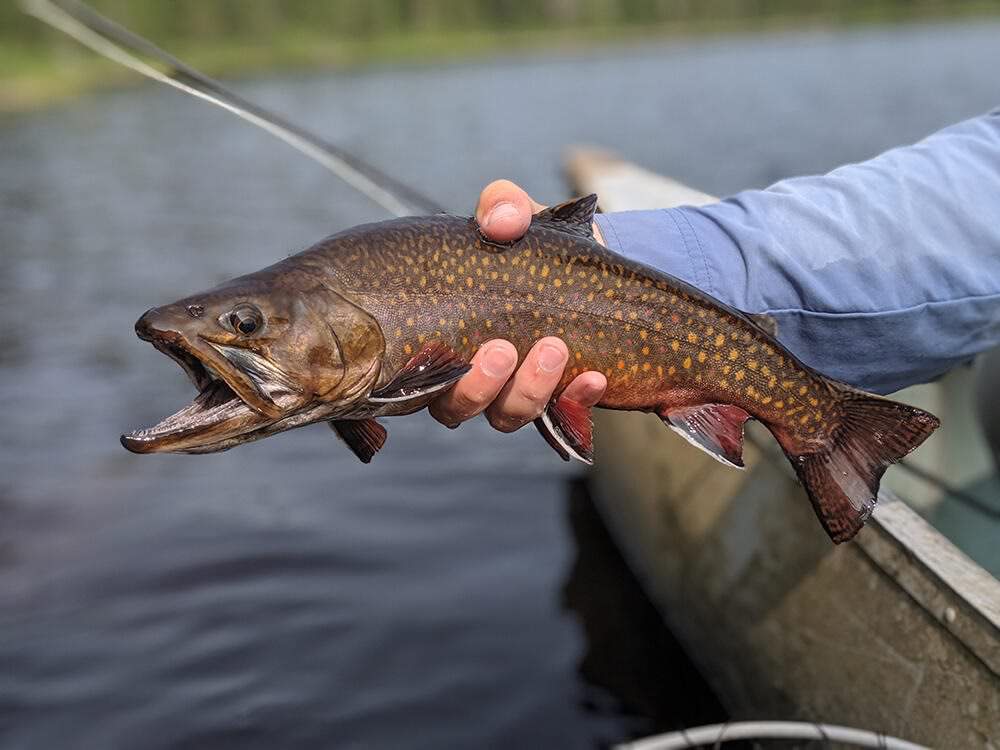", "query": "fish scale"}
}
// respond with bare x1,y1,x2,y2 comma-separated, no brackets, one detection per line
324,213,836,447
